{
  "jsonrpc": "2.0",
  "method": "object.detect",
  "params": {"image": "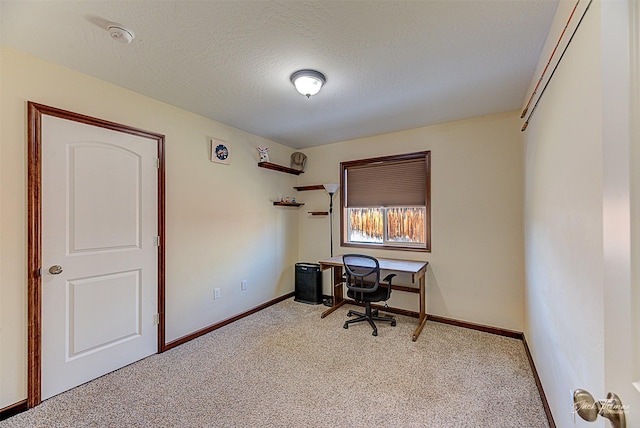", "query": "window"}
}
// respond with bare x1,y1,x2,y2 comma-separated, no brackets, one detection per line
341,151,431,252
